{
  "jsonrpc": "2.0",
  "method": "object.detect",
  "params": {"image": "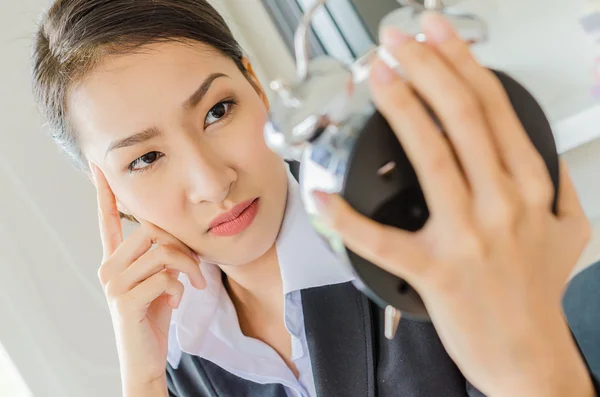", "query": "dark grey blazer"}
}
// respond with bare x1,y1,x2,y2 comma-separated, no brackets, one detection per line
166,278,600,396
